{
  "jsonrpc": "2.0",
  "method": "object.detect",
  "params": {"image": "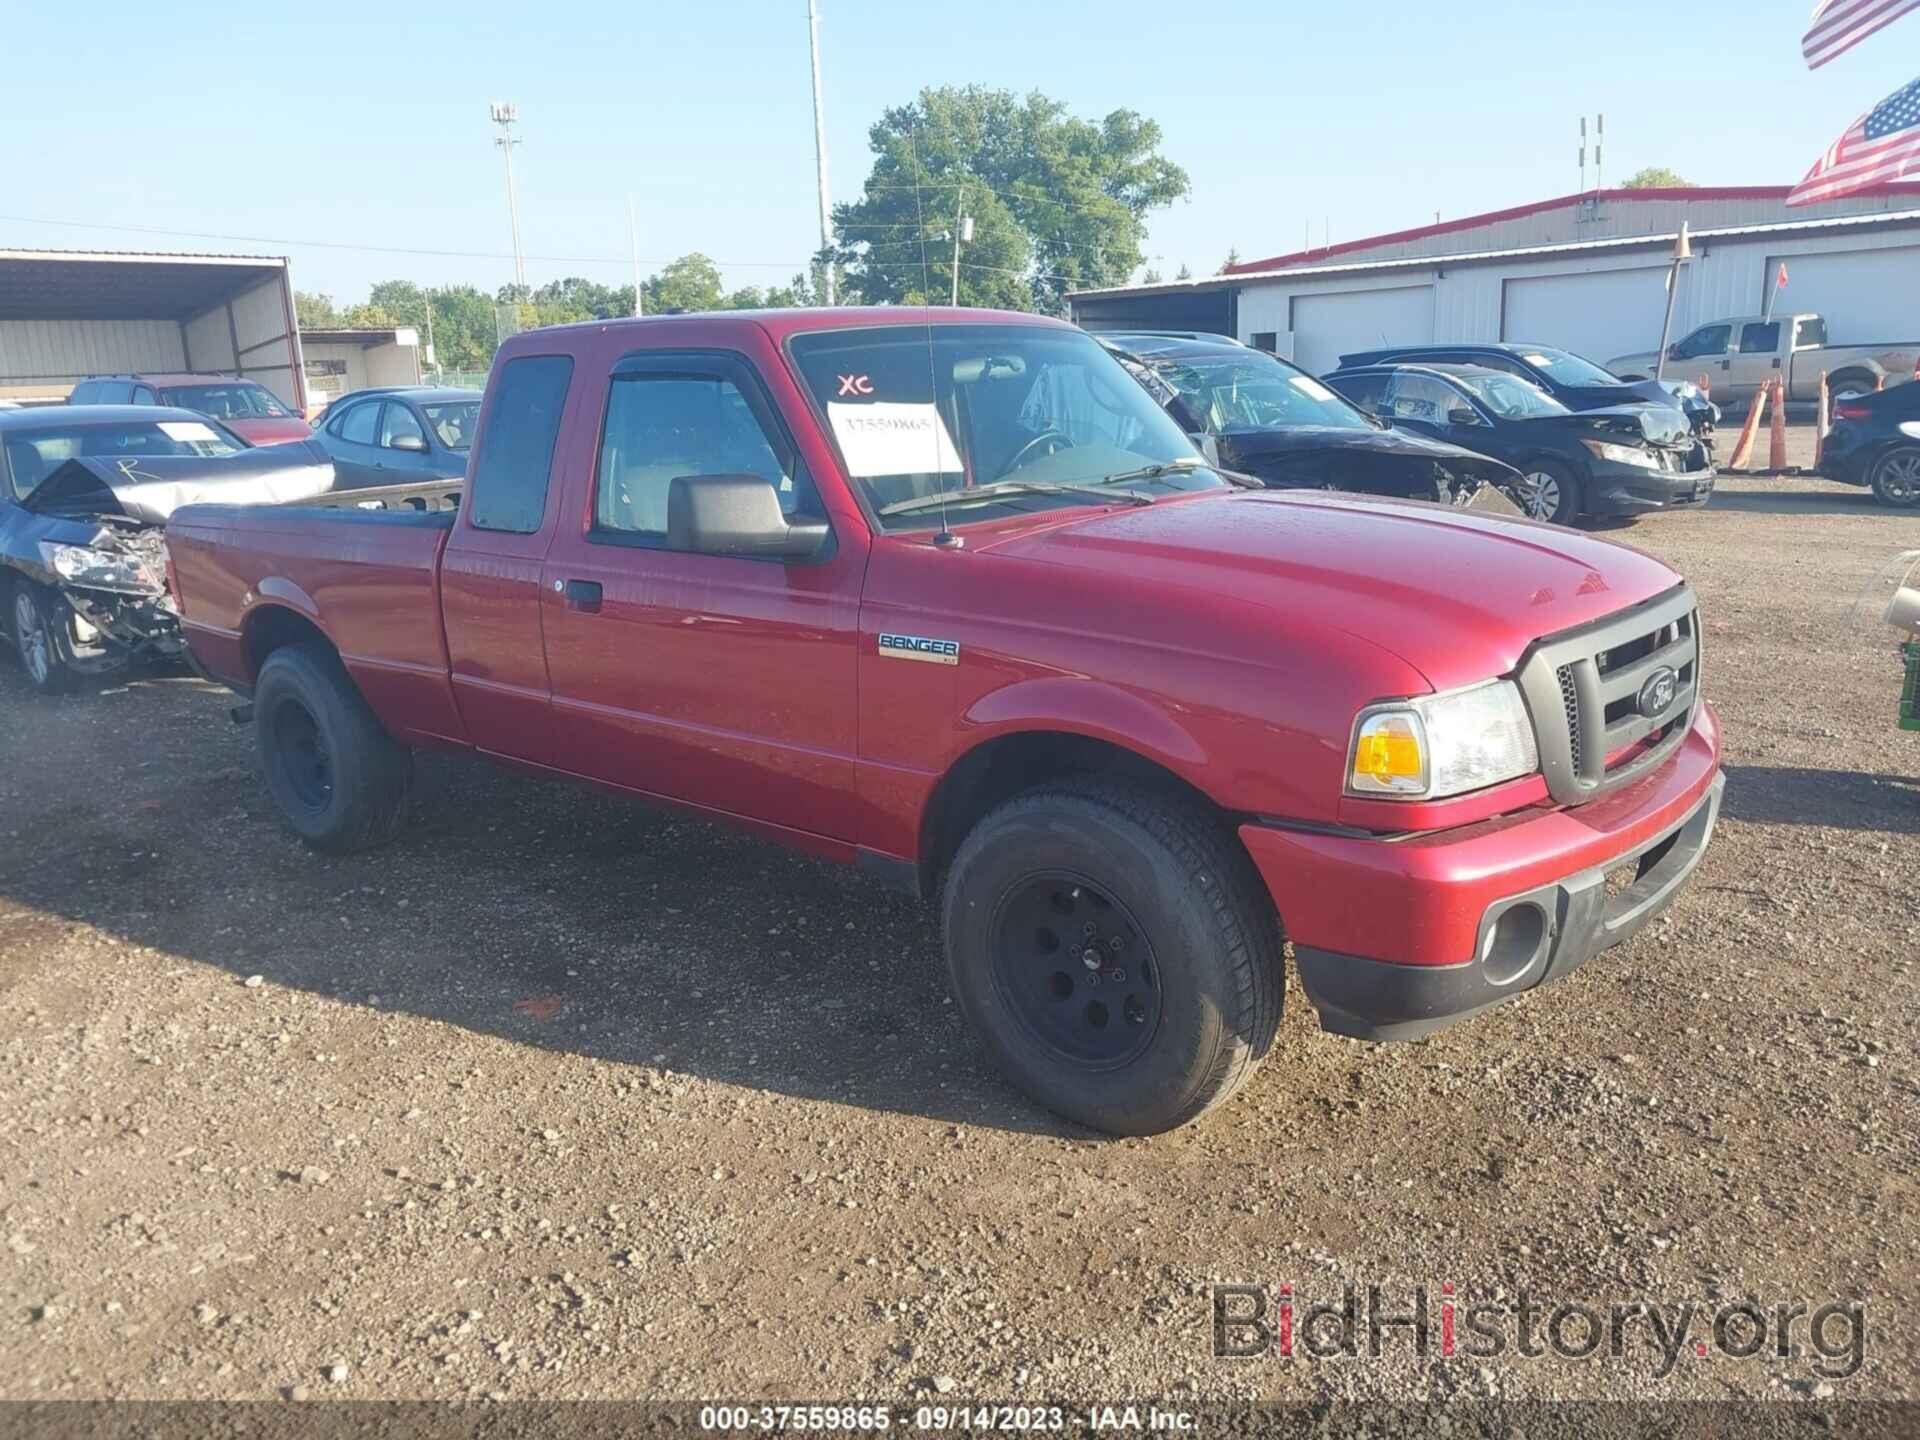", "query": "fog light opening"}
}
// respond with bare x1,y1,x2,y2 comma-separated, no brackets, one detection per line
1481,901,1548,986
